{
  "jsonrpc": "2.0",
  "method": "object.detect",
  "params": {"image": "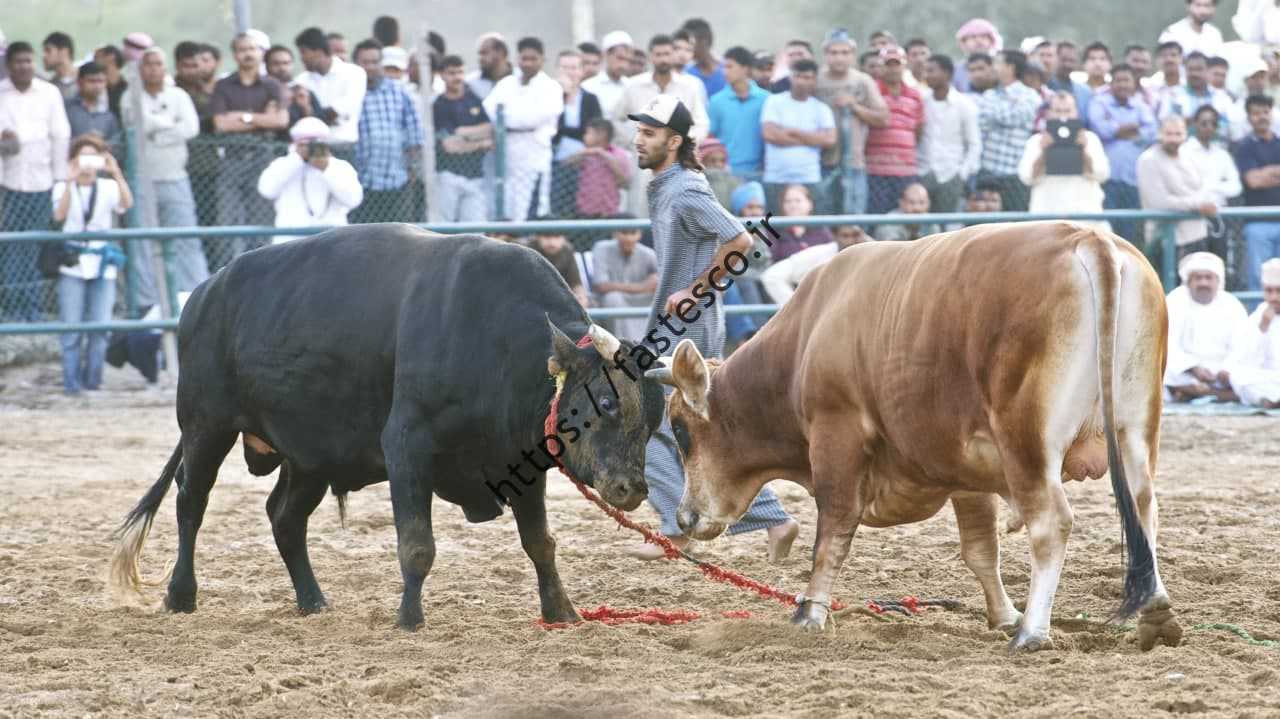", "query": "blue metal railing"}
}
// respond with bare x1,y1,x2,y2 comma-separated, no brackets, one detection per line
1,208,1271,336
